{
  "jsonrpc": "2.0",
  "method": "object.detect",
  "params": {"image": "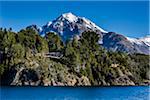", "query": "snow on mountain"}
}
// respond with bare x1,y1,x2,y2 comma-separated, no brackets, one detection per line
127,37,144,45
102,32,149,55
127,36,150,47
47,21,52,26
81,17,107,33
139,35,150,46
40,12,108,40
62,12,78,22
